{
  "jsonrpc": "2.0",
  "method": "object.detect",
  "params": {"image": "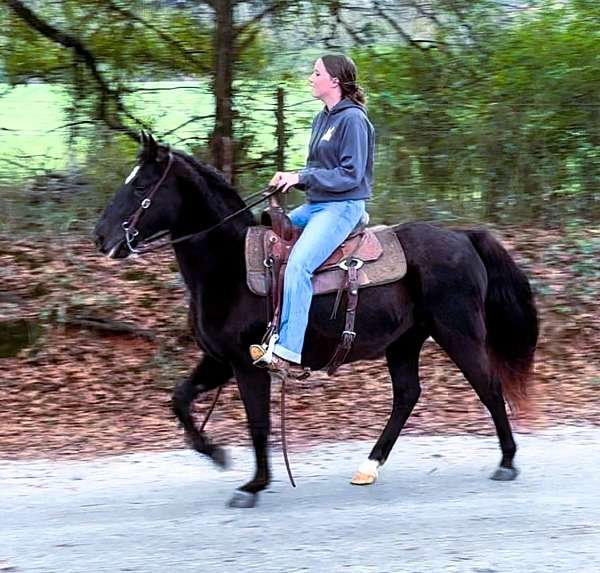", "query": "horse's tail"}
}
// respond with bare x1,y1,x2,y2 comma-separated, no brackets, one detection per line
463,230,538,412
